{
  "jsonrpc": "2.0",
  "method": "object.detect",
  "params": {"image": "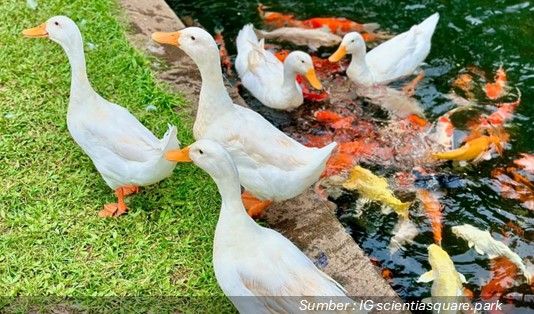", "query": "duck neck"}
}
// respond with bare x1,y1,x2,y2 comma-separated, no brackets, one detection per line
196,50,234,123
282,65,299,90
347,50,374,86
58,34,95,106
212,165,258,237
